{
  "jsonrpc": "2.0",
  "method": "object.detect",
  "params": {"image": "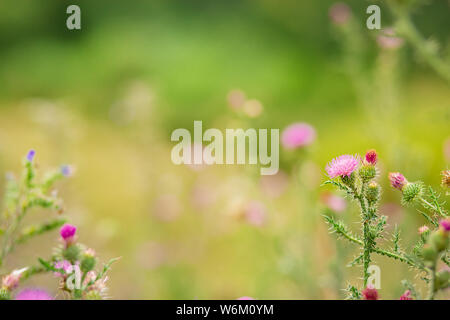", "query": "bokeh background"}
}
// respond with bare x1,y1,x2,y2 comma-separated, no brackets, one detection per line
0,0,449,299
